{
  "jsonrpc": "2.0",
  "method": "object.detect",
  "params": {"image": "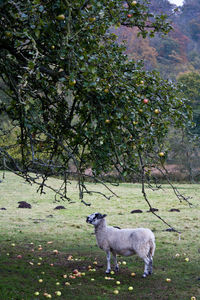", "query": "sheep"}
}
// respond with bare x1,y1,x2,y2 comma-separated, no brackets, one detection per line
86,212,155,278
